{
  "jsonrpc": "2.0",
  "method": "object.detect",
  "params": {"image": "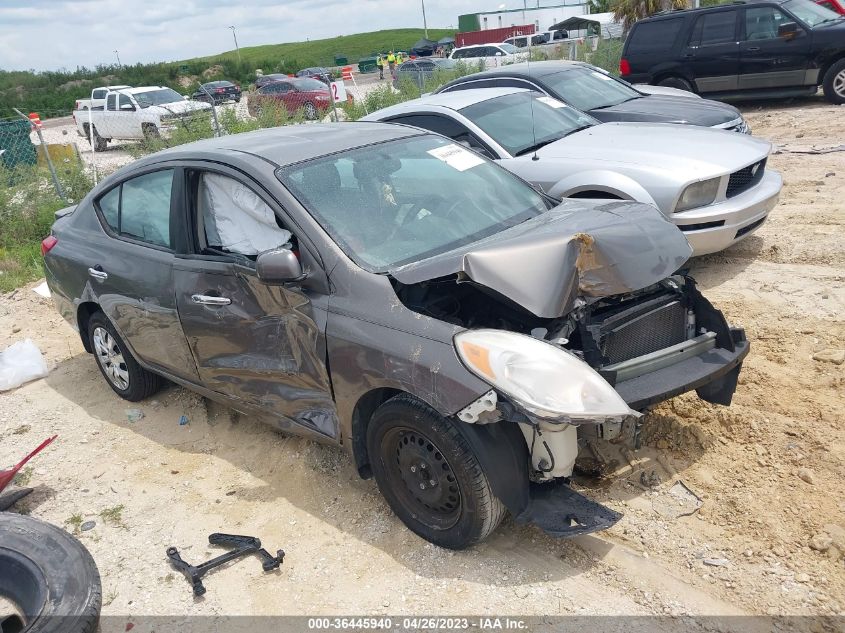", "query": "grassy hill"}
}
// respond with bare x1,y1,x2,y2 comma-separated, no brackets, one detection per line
0,28,453,118
194,28,455,68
